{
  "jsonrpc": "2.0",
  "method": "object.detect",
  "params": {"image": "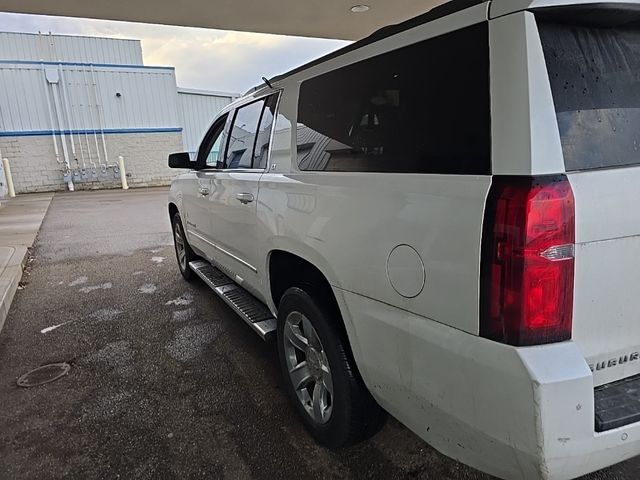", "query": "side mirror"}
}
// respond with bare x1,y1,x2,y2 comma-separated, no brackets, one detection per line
168,152,194,169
